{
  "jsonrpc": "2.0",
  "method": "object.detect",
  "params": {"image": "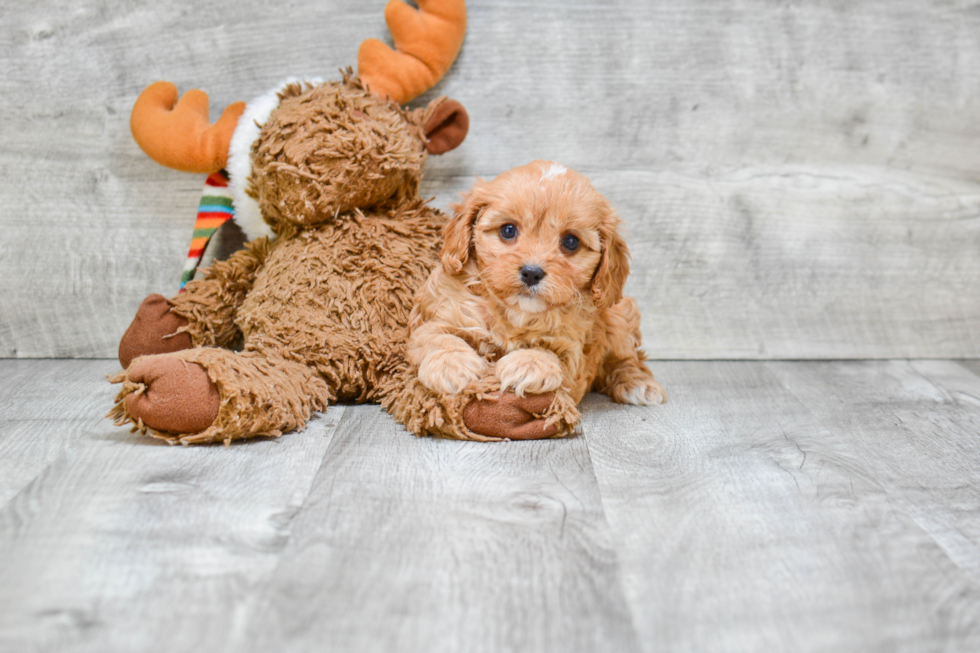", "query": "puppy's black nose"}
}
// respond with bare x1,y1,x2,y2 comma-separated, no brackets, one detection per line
520,265,546,287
